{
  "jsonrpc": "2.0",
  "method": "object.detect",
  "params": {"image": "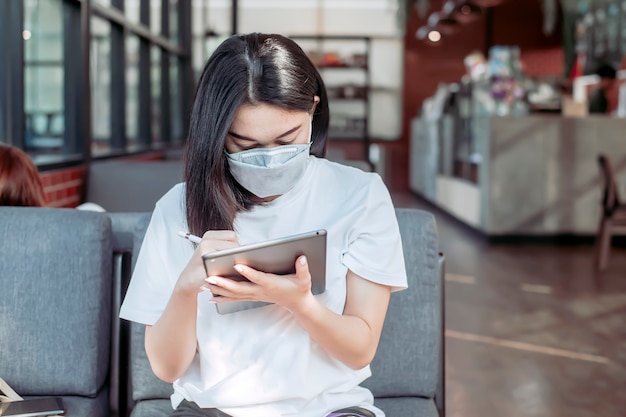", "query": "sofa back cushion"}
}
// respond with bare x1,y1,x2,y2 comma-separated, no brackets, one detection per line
87,160,183,212
0,207,112,397
361,208,441,399
129,213,174,401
